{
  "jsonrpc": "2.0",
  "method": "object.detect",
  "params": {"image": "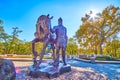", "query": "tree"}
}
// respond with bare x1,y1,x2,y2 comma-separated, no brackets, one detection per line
66,37,78,55
8,27,22,54
105,39,120,58
17,41,32,55
0,21,11,54
0,20,3,24
0,26,22,54
0,20,3,54
76,5,120,55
